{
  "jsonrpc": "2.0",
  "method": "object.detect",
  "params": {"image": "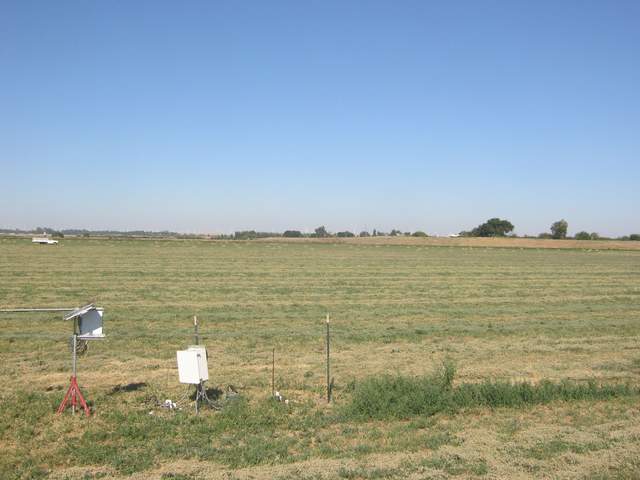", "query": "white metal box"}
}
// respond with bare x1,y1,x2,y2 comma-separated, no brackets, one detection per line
177,348,209,384
77,308,104,339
